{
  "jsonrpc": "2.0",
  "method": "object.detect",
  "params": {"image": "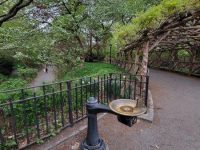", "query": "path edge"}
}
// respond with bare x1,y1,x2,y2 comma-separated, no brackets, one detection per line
138,90,154,122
